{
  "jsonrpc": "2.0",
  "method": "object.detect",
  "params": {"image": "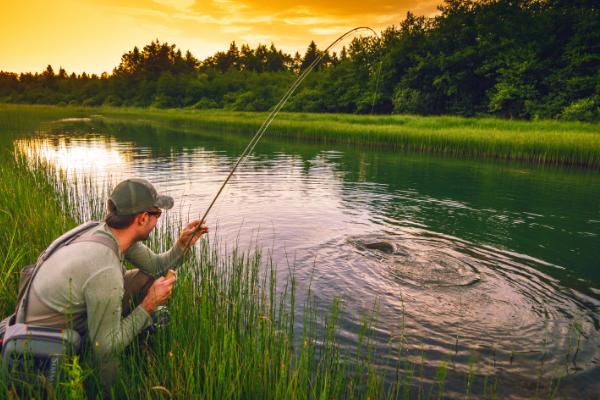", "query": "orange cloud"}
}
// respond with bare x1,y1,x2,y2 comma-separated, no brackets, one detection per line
0,0,441,74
